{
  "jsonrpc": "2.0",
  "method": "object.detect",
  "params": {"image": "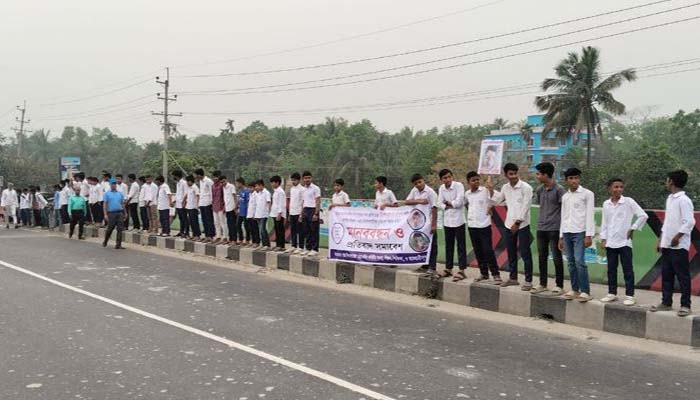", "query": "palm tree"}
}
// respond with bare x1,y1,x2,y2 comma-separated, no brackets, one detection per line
535,46,636,166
